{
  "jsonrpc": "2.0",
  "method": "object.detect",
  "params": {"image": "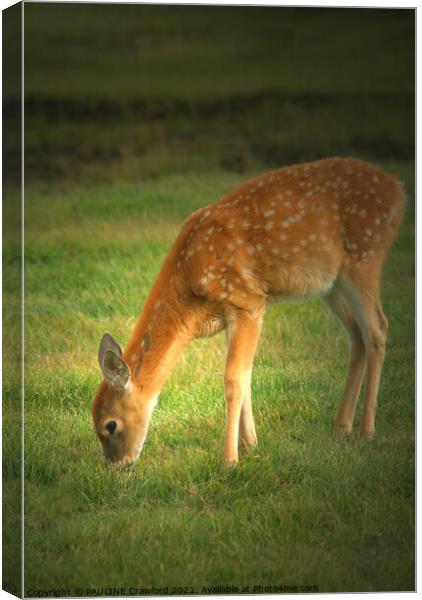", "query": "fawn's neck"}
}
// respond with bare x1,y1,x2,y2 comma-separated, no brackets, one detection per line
122,267,198,397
